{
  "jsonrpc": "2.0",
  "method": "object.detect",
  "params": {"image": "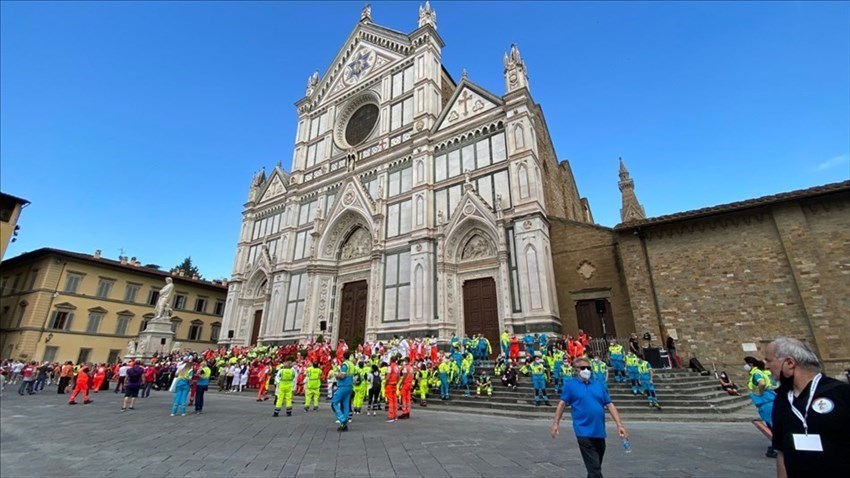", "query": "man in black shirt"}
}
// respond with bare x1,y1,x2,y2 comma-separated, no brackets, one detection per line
765,337,850,478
